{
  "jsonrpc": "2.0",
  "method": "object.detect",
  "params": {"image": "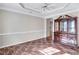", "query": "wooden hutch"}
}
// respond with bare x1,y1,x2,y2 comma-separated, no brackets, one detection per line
54,15,78,47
